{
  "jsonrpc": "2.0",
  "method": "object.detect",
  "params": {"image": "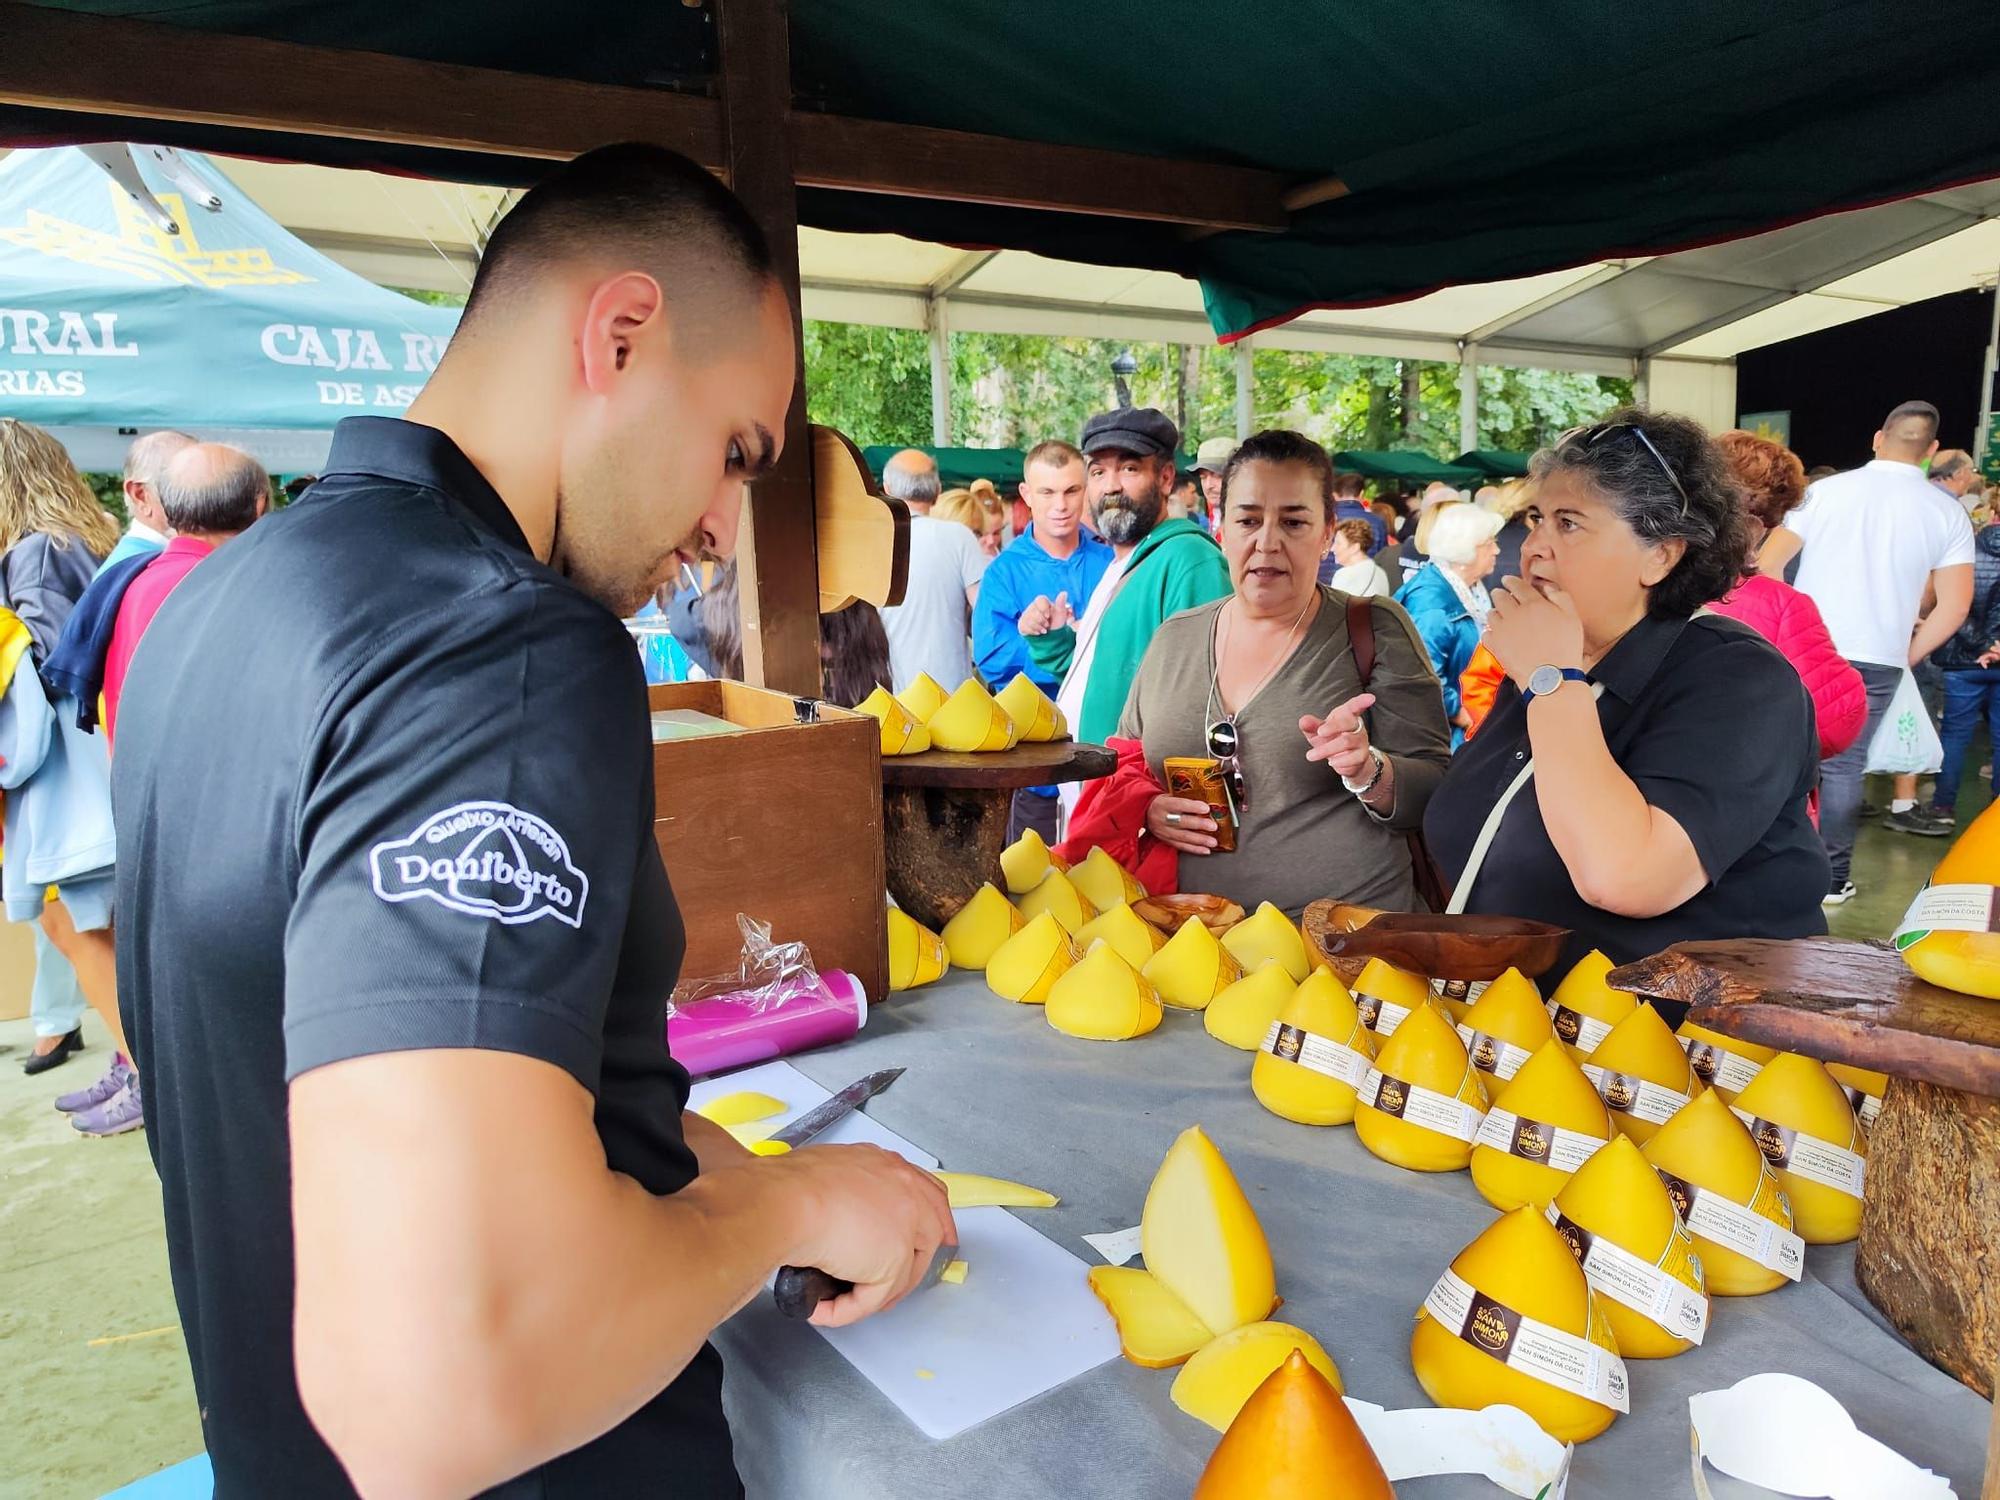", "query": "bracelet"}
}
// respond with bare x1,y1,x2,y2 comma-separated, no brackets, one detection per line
1342,747,1386,798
